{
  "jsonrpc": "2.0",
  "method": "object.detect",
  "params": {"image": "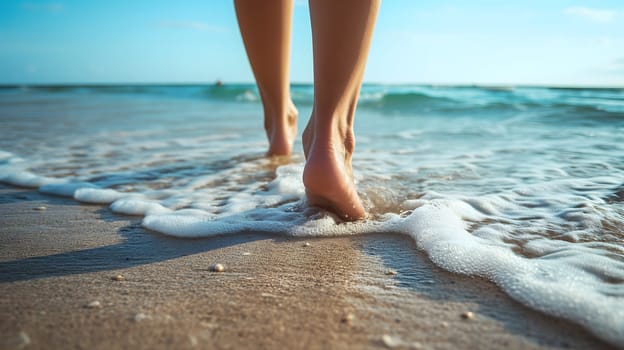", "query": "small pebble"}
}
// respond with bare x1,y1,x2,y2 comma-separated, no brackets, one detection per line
86,301,102,309
341,313,355,324
210,263,225,272
461,311,474,320
303,242,310,247
242,252,251,256
381,334,402,348
112,274,125,281
441,321,449,327
33,206,47,211
134,313,149,322
385,269,398,276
